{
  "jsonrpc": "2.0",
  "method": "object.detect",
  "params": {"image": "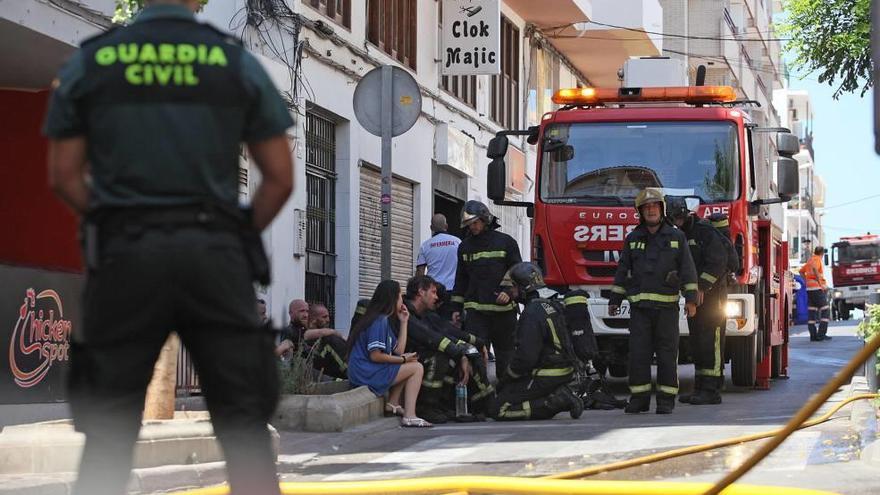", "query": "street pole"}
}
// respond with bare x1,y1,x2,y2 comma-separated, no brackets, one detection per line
380,65,392,281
